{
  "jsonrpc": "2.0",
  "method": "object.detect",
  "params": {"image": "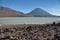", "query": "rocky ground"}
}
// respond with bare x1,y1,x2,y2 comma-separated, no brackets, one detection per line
0,22,60,40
